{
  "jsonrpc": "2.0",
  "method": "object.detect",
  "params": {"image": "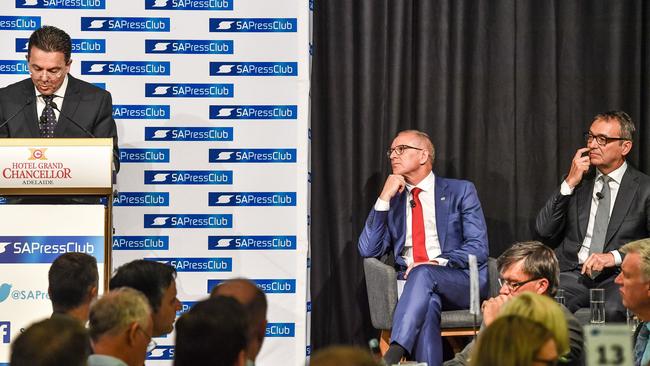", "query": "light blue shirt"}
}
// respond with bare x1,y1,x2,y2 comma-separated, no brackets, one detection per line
87,354,128,366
